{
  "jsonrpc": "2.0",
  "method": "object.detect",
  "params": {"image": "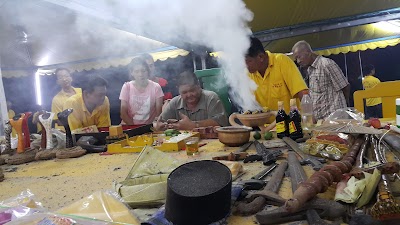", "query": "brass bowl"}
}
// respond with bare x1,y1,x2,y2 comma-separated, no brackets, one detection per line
216,126,252,147
229,111,277,131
